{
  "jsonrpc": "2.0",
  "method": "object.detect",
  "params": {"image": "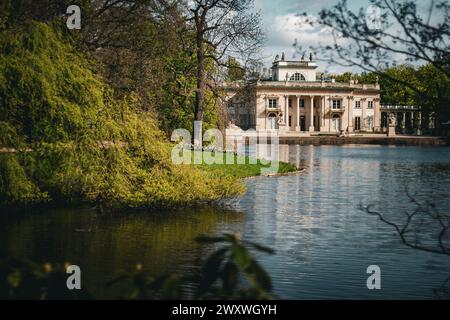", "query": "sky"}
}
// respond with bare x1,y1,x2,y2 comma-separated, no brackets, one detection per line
253,0,439,73
254,0,374,73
